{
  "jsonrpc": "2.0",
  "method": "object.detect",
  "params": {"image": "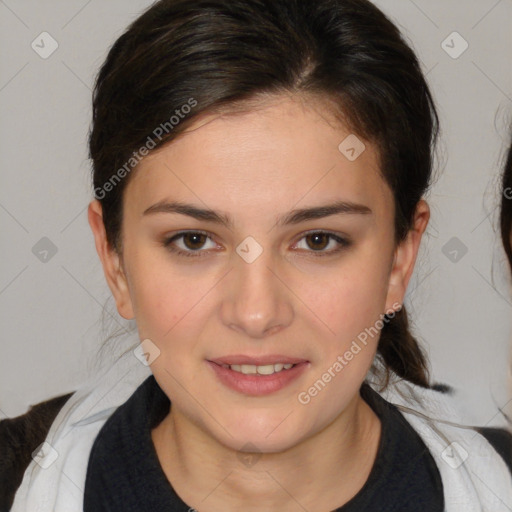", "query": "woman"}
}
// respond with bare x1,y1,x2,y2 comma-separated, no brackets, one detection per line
4,0,512,510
